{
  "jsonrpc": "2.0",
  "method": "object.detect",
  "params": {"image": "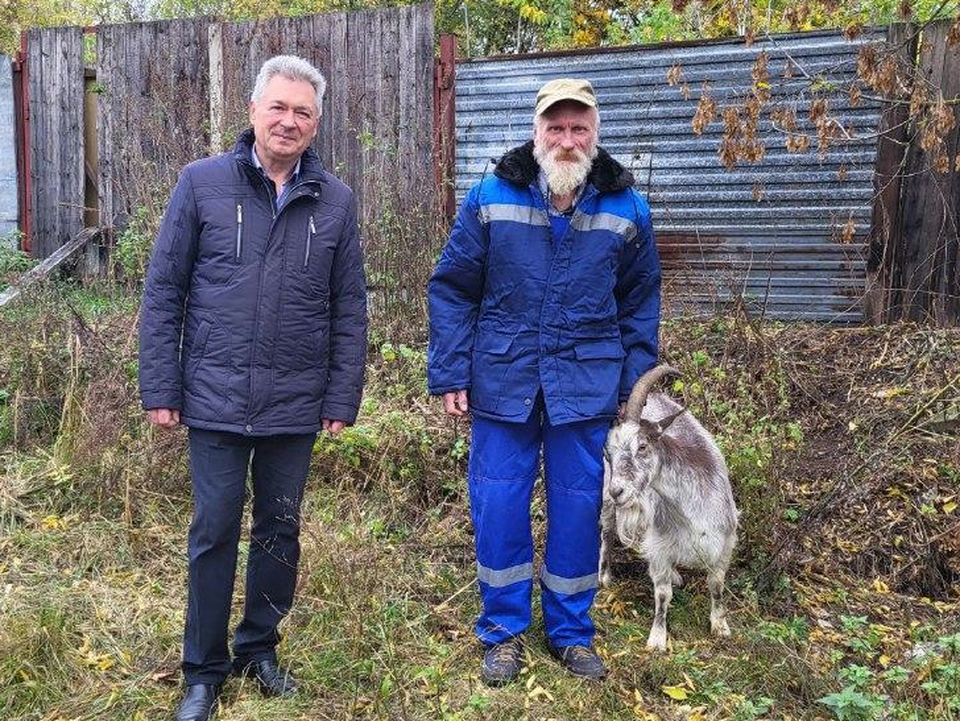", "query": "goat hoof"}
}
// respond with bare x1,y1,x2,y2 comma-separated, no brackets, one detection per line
645,633,668,652
711,619,731,637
